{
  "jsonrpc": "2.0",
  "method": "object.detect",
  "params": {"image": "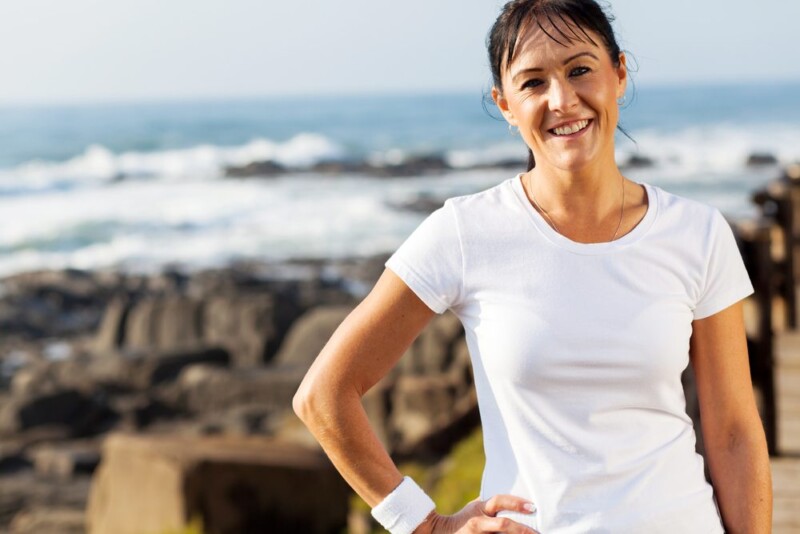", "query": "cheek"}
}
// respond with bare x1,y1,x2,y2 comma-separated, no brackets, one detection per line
516,99,545,133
